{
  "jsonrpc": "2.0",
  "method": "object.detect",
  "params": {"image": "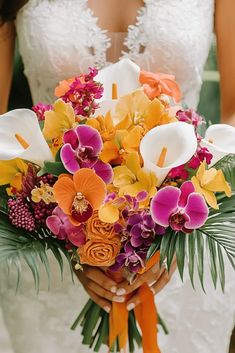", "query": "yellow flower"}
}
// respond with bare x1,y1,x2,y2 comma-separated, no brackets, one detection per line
191,161,232,209
31,182,56,204
114,89,176,132
100,127,142,164
0,158,28,194
87,111,116,141
43,99,77,140
113,152,157,201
